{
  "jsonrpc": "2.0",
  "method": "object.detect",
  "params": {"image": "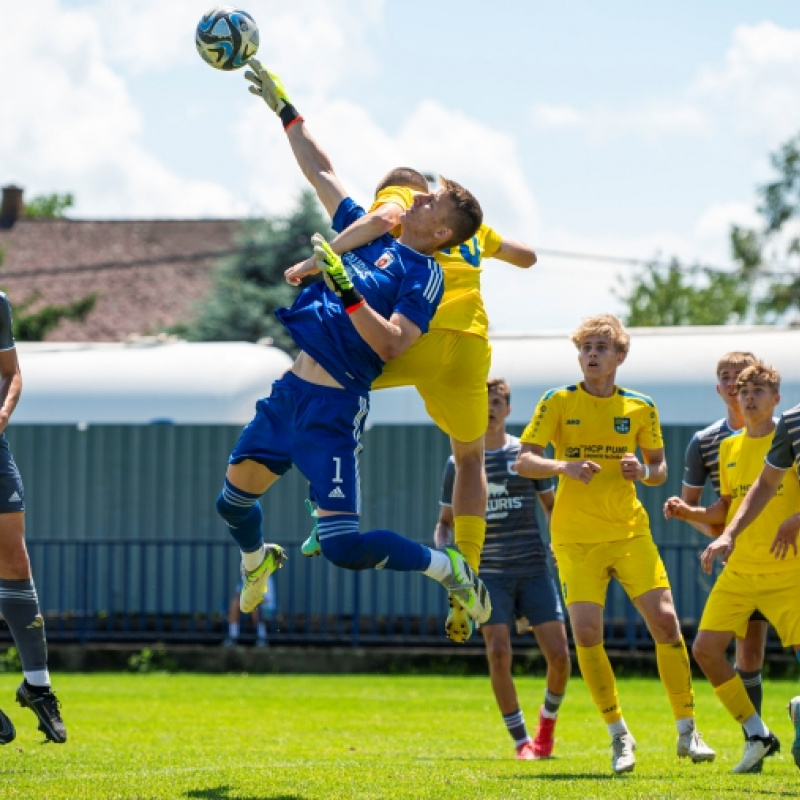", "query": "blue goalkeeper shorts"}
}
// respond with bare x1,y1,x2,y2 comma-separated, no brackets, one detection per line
229,371,368,514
